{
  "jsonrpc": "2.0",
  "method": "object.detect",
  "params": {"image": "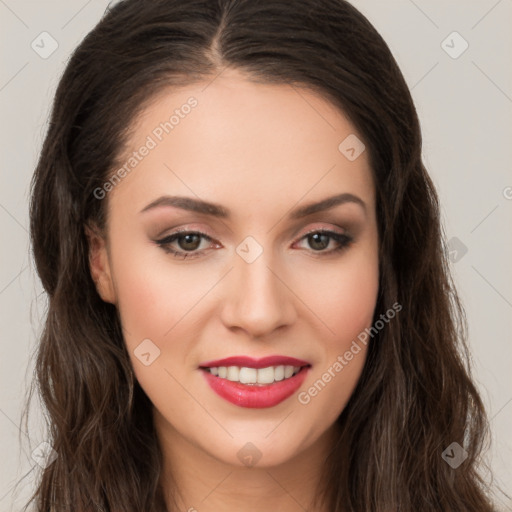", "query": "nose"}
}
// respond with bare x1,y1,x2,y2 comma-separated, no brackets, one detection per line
219,247,297,338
